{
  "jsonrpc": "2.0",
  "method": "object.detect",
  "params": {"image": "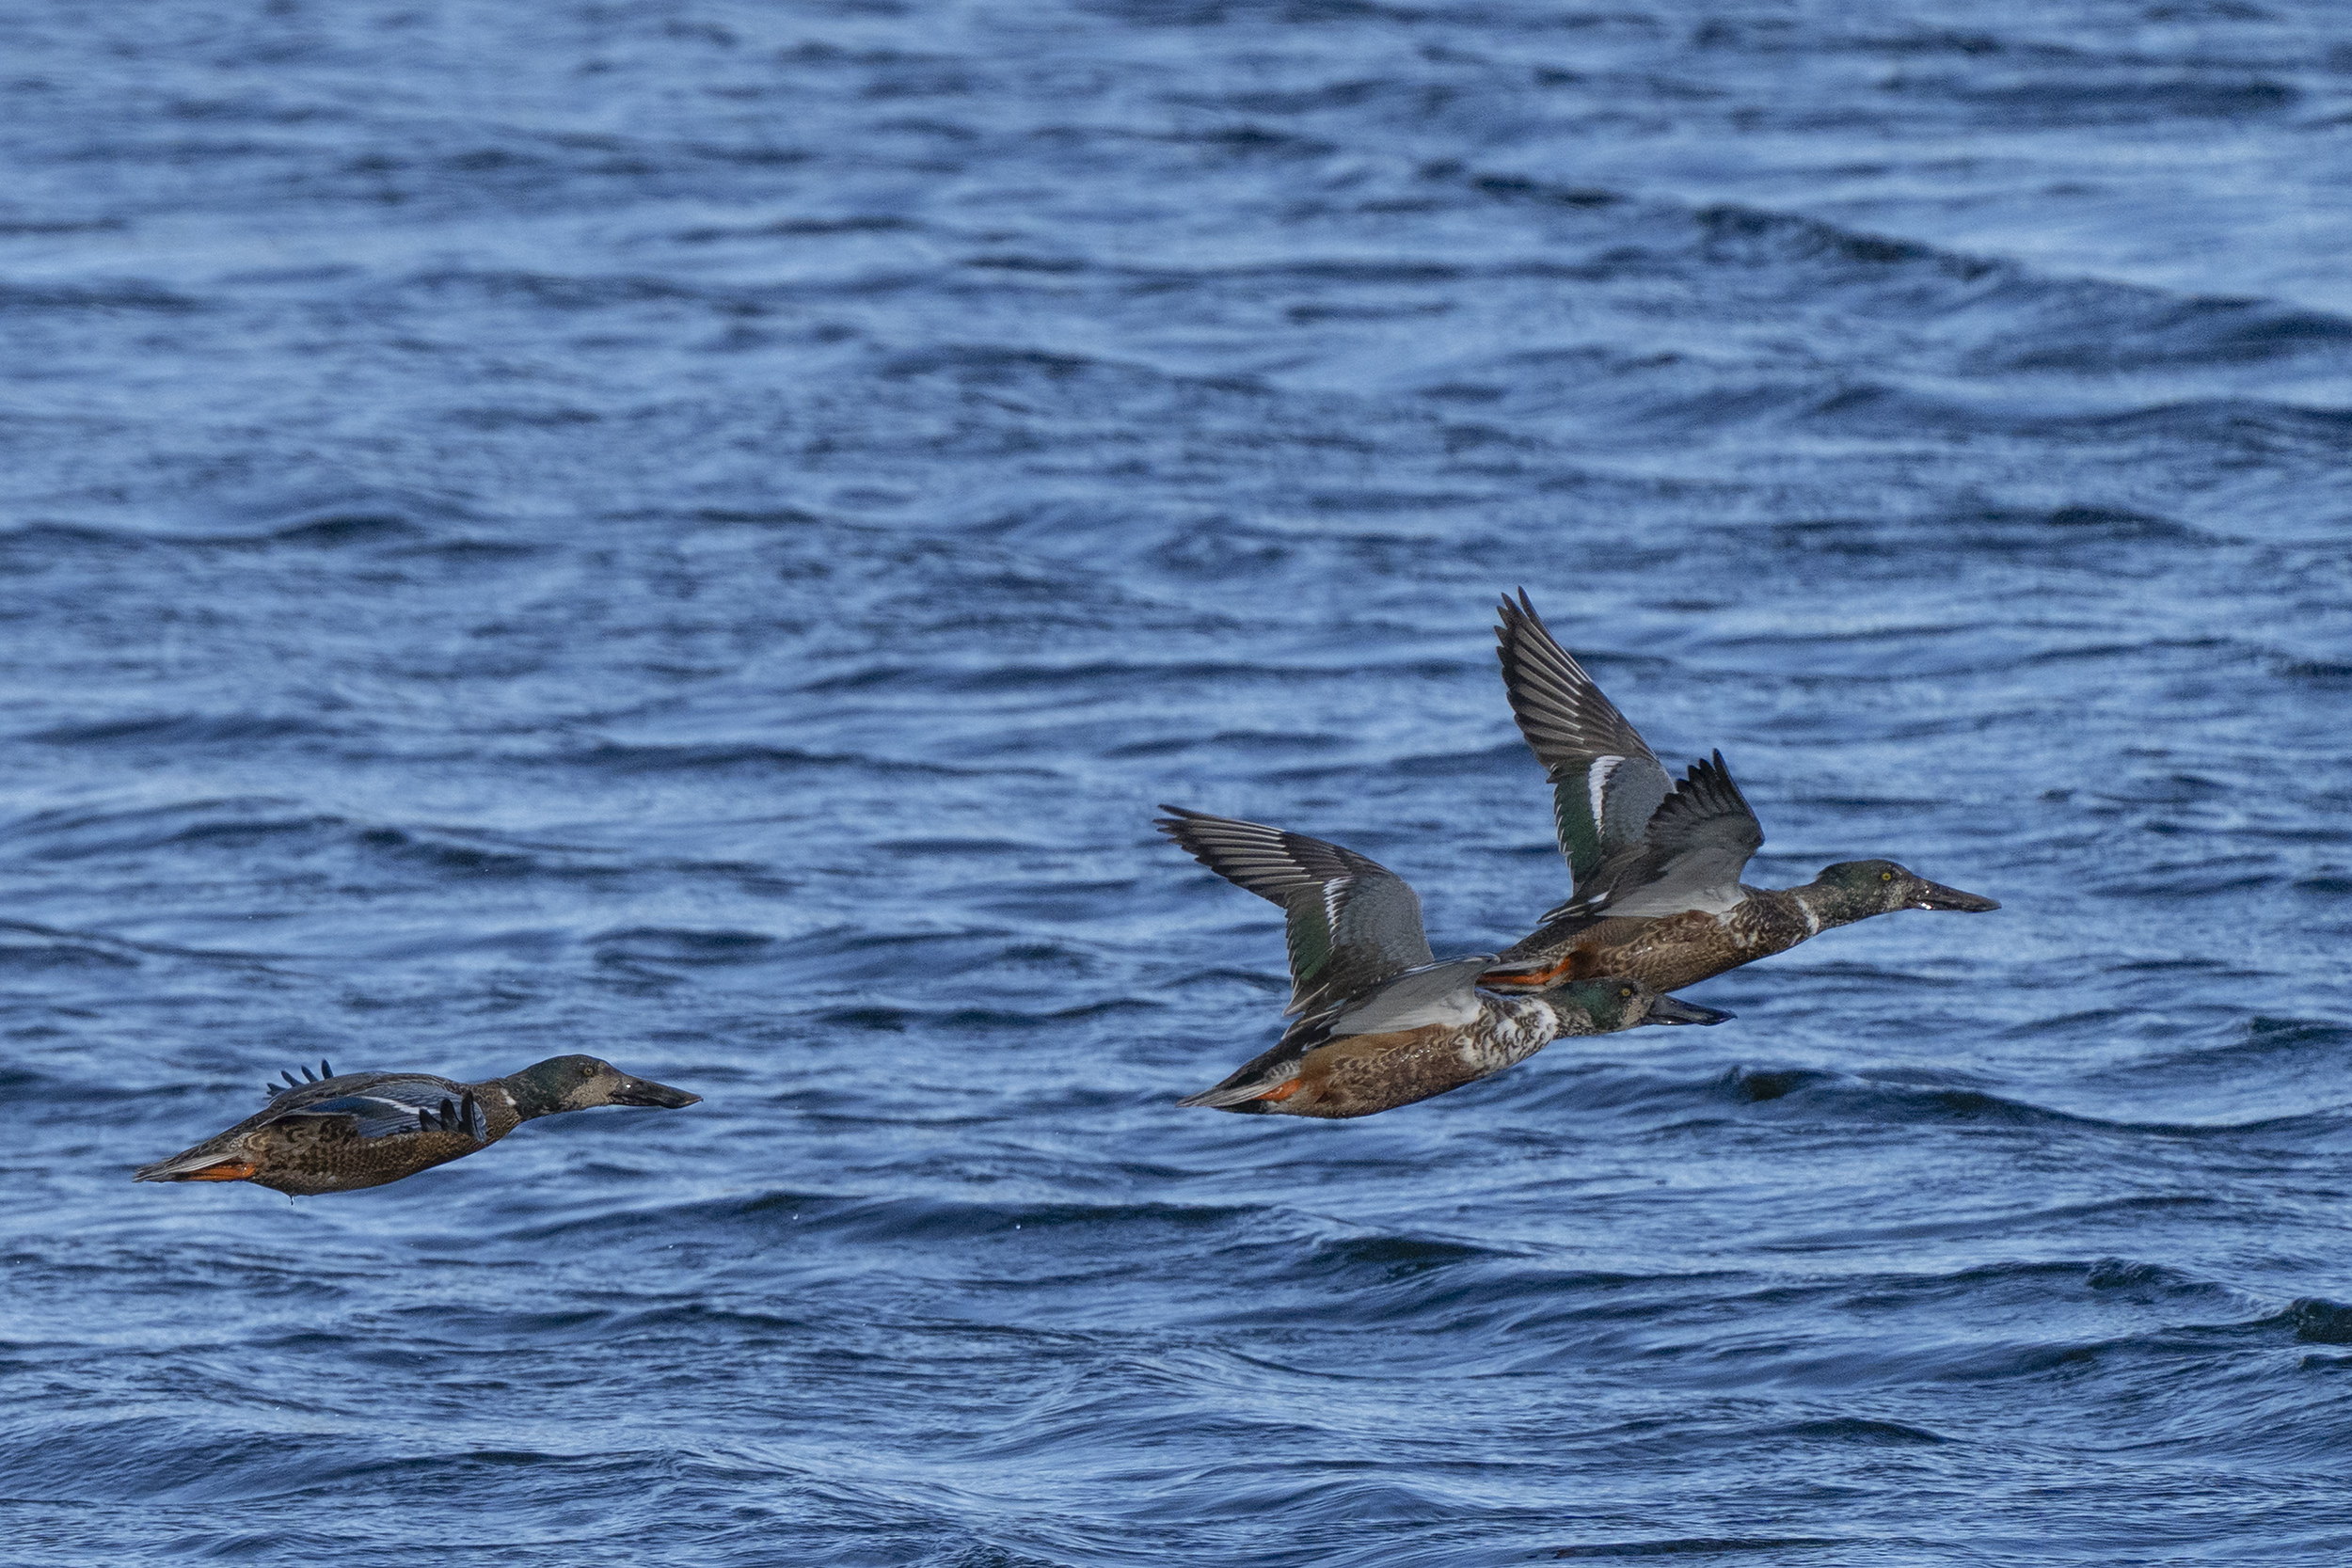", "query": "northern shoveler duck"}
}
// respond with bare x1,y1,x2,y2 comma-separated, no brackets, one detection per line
134,1054,701,1196
1480,591,1998,996
1158,806,1728,1118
